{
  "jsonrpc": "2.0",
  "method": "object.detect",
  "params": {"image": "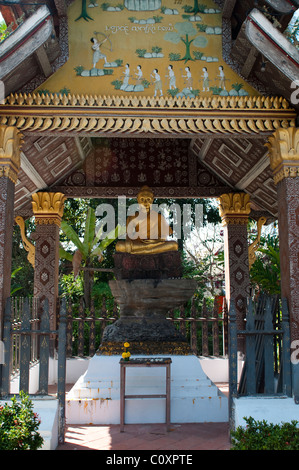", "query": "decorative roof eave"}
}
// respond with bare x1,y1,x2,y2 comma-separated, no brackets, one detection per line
245,8,299,82
0,93,296,138
0,6,54,80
